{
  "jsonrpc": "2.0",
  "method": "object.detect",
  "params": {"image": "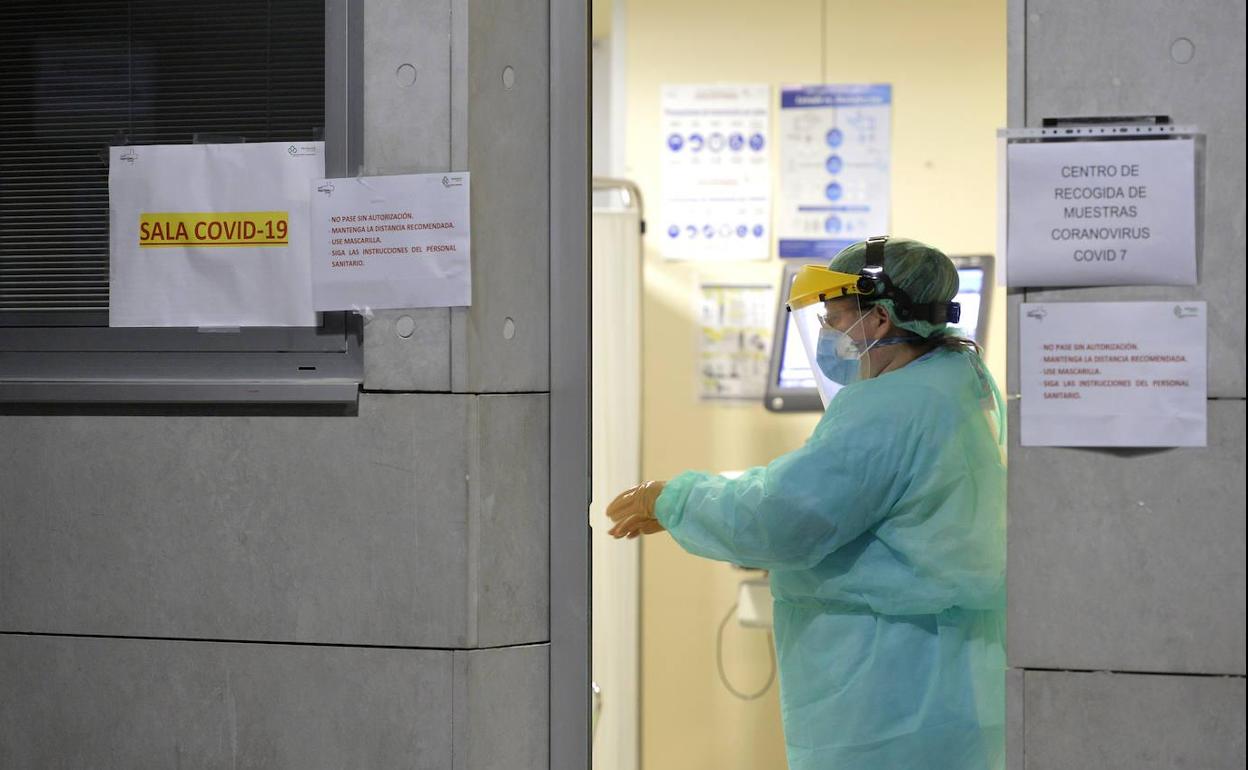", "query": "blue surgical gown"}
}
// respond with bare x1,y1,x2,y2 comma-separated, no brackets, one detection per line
654,347,1006,770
